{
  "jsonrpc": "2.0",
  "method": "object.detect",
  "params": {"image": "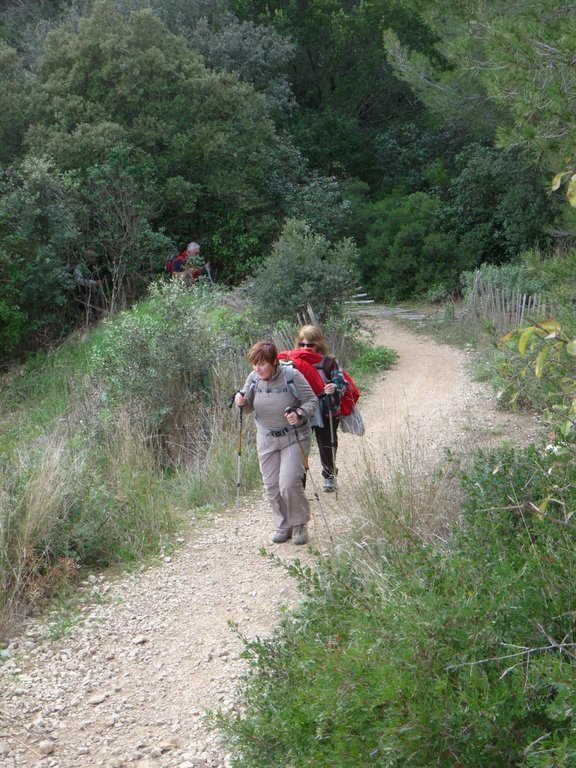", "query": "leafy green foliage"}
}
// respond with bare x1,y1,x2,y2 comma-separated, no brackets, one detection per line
24,0,299,272
246,219,359,323
216,491,576,767
441,144,554,263
0,40,30,166
356,143,554,301
117,0,296,119
389,0,576,181
92,281,218,433
357,191,461,300
461,261,552,300
349,344,398,376
77,150,172,313
498,319,576,439
284,174,352,240
0,156,80,354
234,0,438,181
